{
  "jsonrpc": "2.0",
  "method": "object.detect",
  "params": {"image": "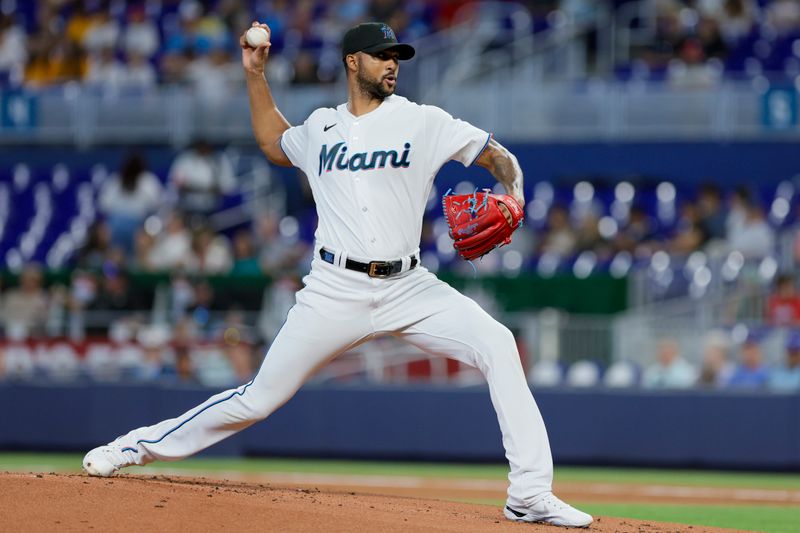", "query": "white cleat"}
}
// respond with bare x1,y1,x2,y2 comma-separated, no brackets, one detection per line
504,493,593,528
82,440,136,477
